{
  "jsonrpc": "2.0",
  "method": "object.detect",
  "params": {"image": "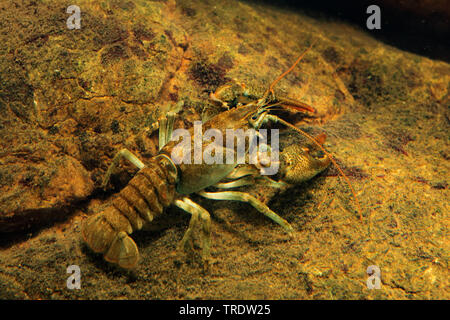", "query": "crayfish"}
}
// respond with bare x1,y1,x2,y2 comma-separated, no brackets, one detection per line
81,42,359,269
